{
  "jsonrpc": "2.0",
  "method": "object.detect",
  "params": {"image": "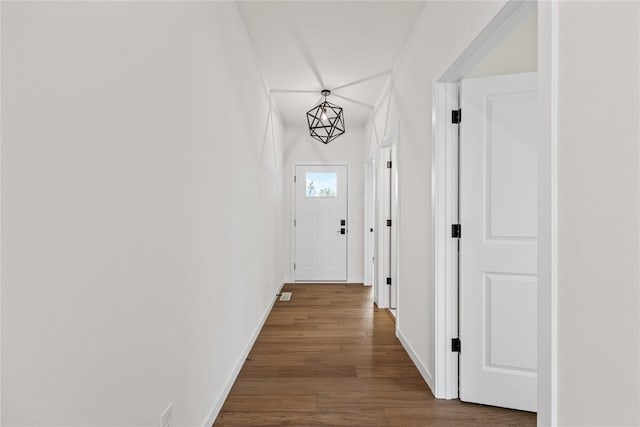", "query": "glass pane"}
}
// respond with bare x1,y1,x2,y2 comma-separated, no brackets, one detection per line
305,172,337,197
